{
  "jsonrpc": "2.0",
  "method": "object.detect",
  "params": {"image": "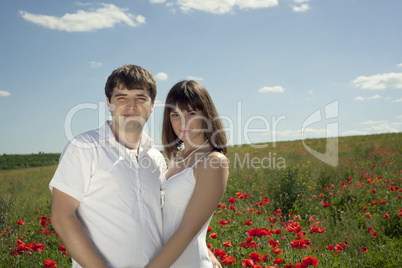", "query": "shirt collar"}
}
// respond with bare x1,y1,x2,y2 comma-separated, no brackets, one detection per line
99,121,155,152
